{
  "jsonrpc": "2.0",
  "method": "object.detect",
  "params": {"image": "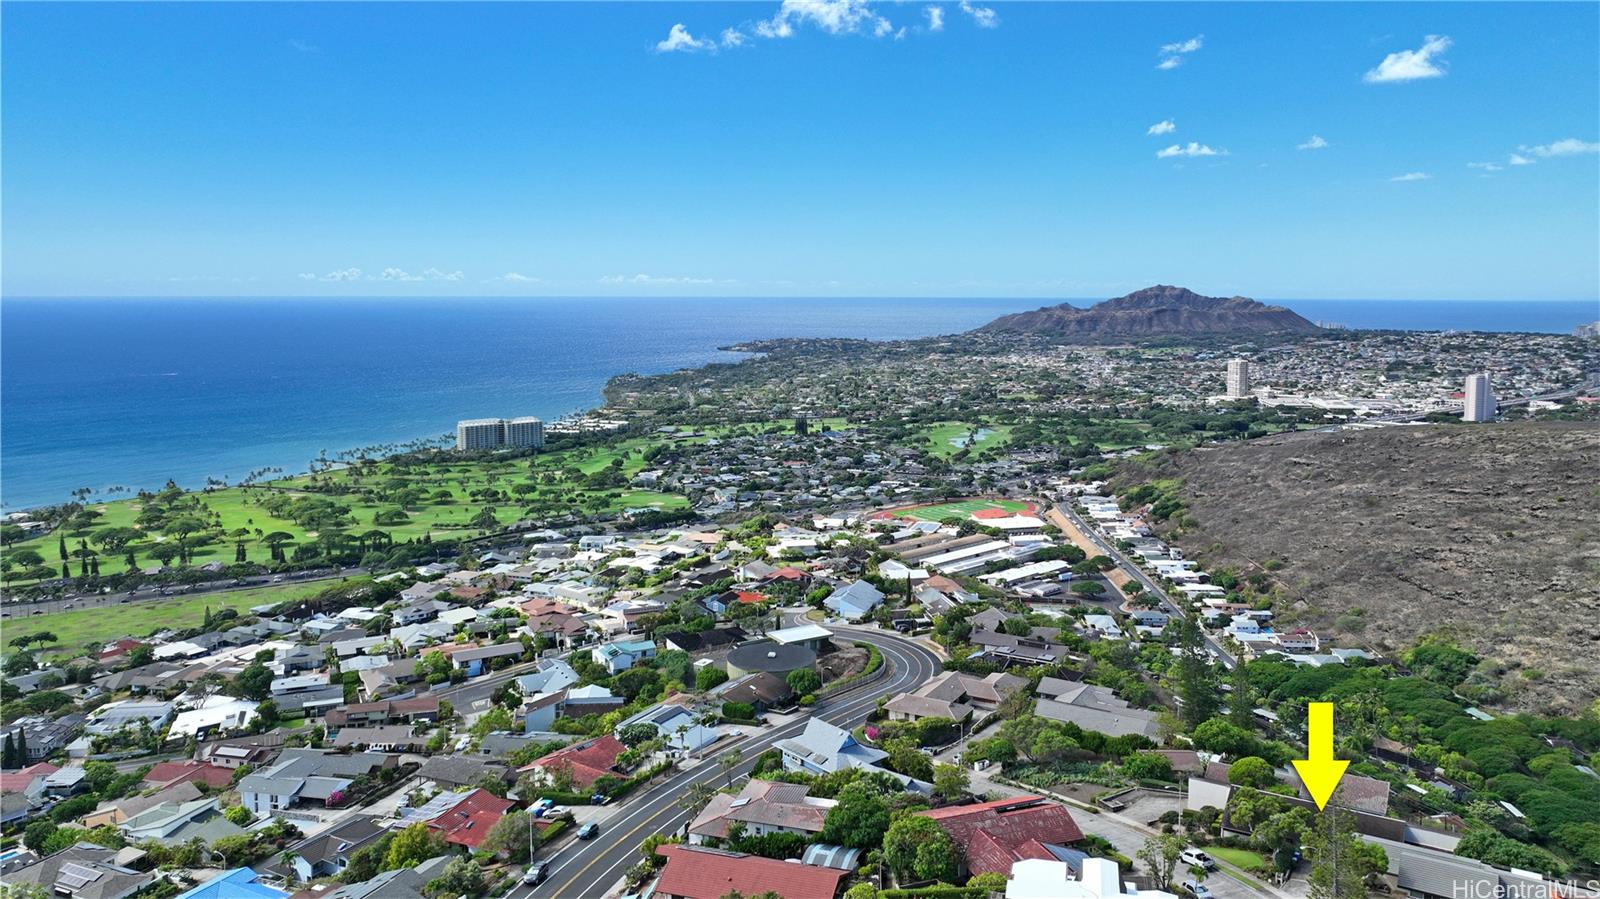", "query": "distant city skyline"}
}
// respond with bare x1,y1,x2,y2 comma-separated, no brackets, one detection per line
3,2,1597,300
